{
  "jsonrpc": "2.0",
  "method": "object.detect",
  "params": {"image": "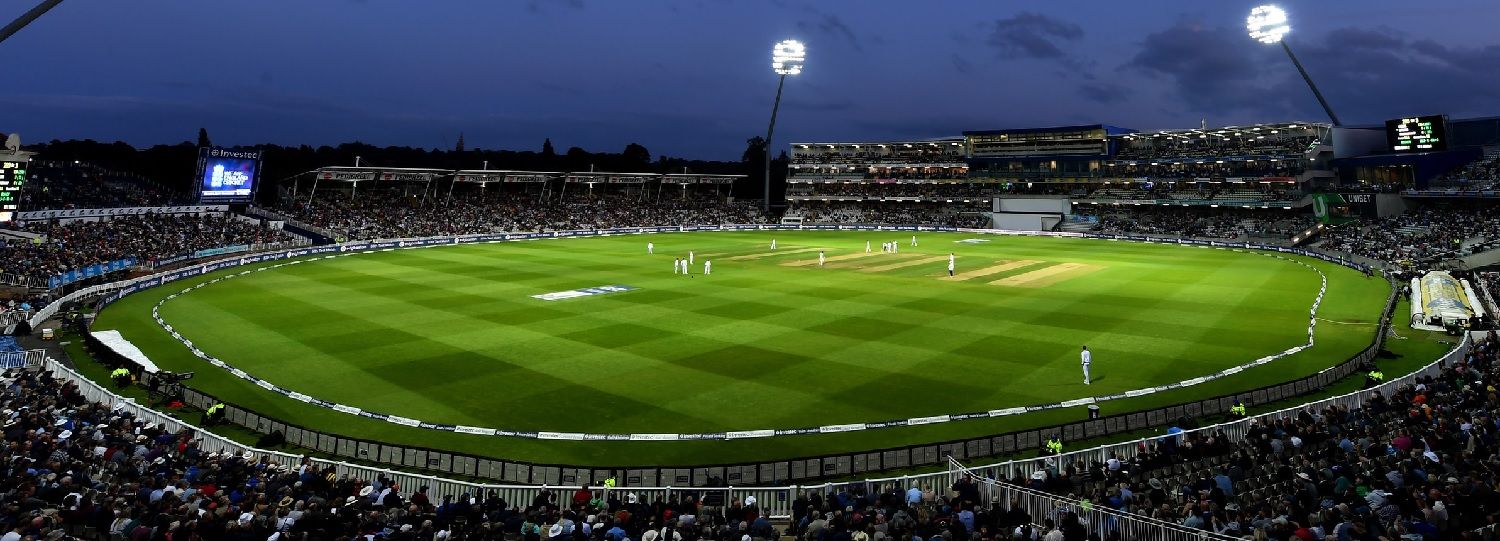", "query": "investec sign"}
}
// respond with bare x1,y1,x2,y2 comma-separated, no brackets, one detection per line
531,285,637,301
